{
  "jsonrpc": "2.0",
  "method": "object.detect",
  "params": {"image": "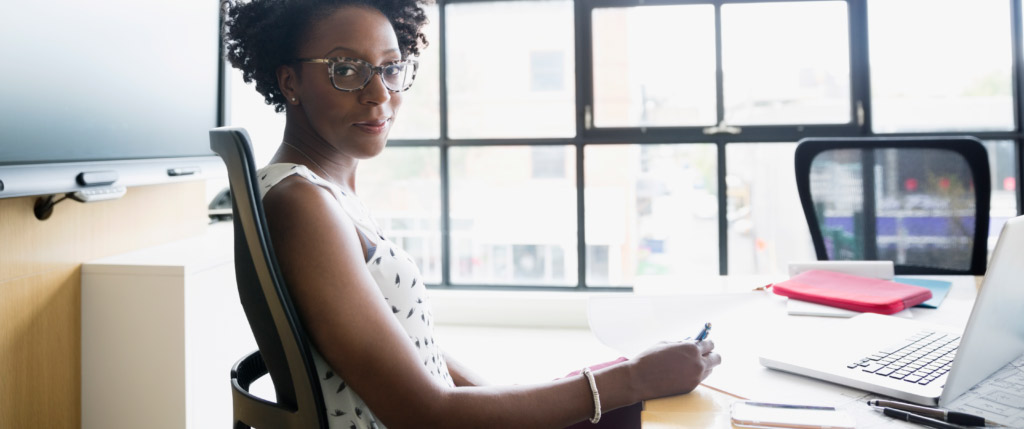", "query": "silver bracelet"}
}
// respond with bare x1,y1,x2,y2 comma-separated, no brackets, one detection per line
581,367,601,424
